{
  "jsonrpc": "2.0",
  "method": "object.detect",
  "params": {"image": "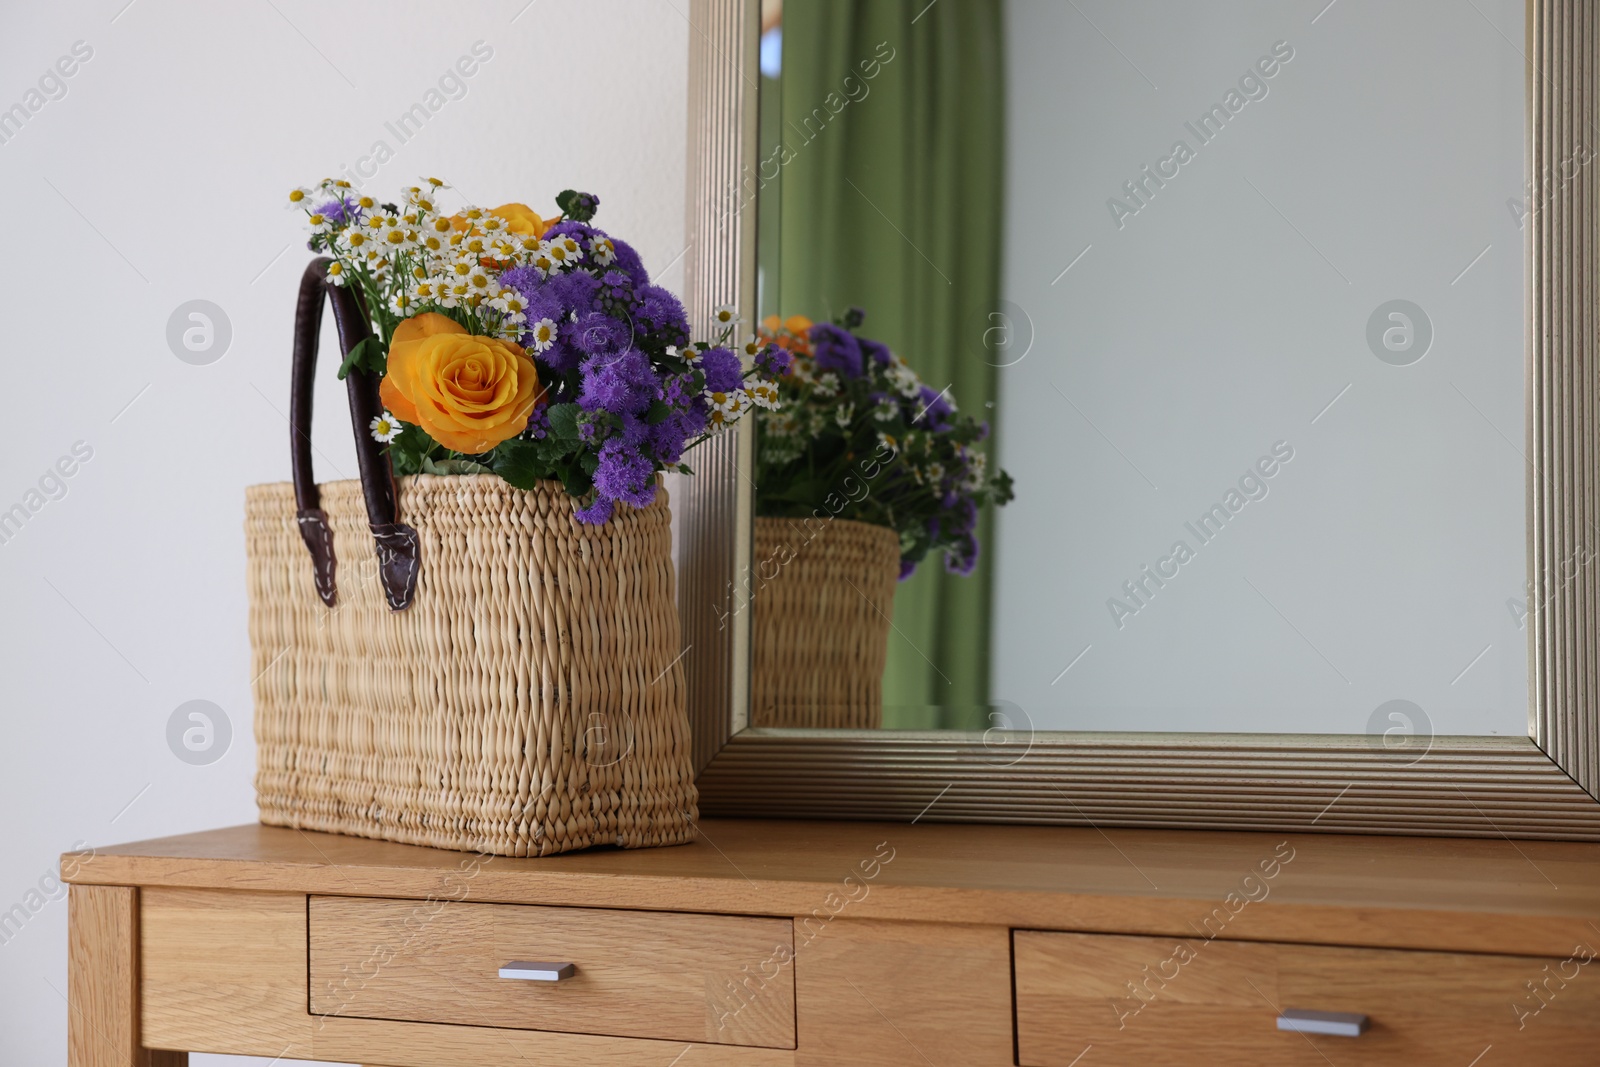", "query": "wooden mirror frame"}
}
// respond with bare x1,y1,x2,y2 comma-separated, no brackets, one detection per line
674,0,1600,840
